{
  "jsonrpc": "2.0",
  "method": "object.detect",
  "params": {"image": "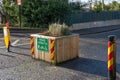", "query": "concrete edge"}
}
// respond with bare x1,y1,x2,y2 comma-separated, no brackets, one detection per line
0,28,47,33
71,19,120,30
72,25,120,35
